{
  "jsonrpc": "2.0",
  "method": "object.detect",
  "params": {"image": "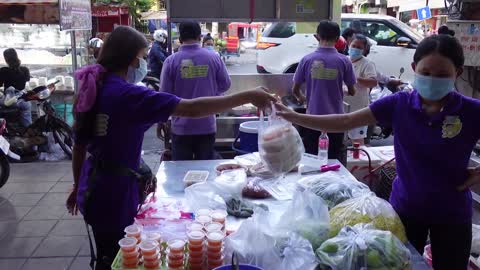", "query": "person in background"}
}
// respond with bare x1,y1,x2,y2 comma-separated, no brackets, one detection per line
67,26,275,270
0,48,32,127
160,21,231,160
276,34,476,270
344,34,377,145
202,33,215,51
341,27,356,55
88,36,104,63
292,20,356,165
438,25,455,36
148,29,169,79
